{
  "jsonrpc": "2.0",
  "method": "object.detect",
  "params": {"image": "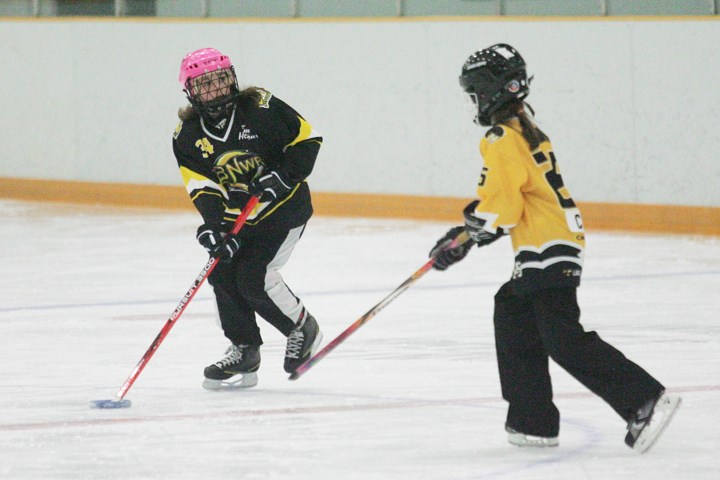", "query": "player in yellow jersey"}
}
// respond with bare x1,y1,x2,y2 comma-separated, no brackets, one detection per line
429,44,680,453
